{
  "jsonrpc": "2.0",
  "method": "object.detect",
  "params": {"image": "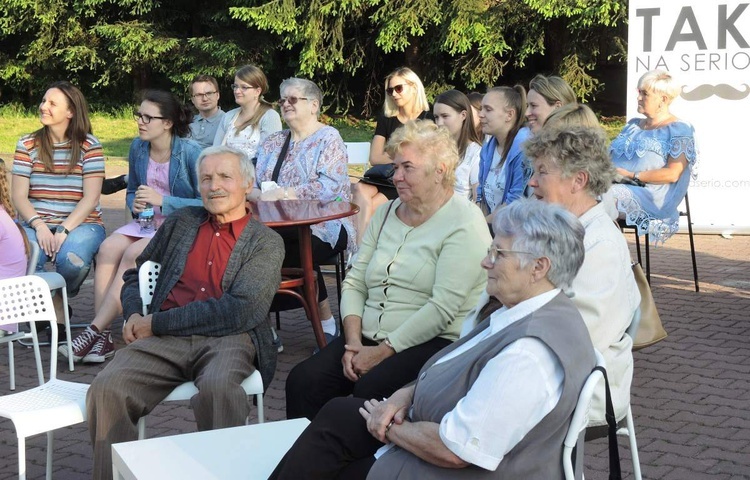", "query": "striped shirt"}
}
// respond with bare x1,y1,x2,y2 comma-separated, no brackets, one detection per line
13,133,105,226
